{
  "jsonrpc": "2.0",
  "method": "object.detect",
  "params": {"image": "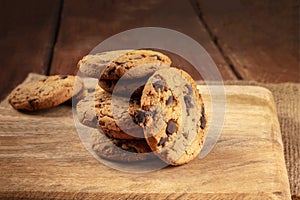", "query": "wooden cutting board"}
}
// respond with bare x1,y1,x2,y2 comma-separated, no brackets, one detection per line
0,76,291,199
